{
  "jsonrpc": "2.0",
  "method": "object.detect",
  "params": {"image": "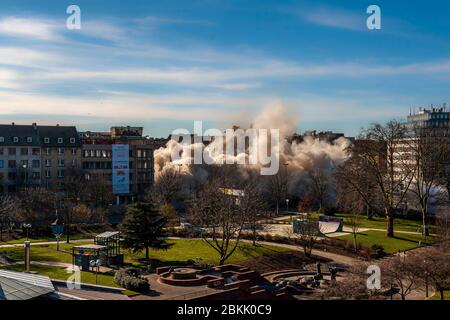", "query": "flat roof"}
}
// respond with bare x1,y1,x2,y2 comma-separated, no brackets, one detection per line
73,244,107,250
96,231,120,238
